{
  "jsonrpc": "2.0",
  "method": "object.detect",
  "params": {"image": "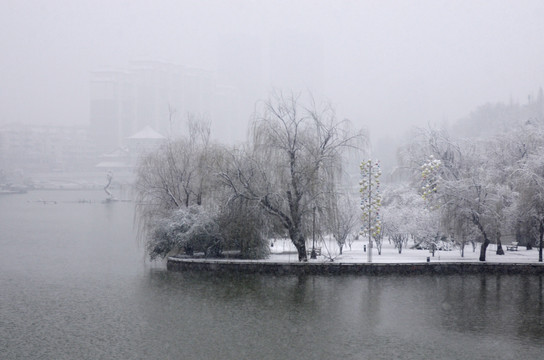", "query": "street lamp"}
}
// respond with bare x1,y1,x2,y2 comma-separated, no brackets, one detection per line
311,207,317,259
360,159,382,263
